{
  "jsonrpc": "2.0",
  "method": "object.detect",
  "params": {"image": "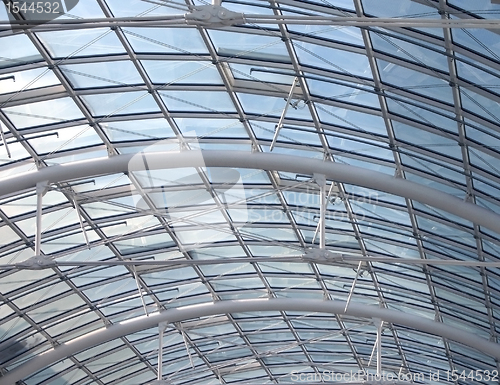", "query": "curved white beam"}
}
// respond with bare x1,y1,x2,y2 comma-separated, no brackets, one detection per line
1,298,499,385
2,151,500,234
